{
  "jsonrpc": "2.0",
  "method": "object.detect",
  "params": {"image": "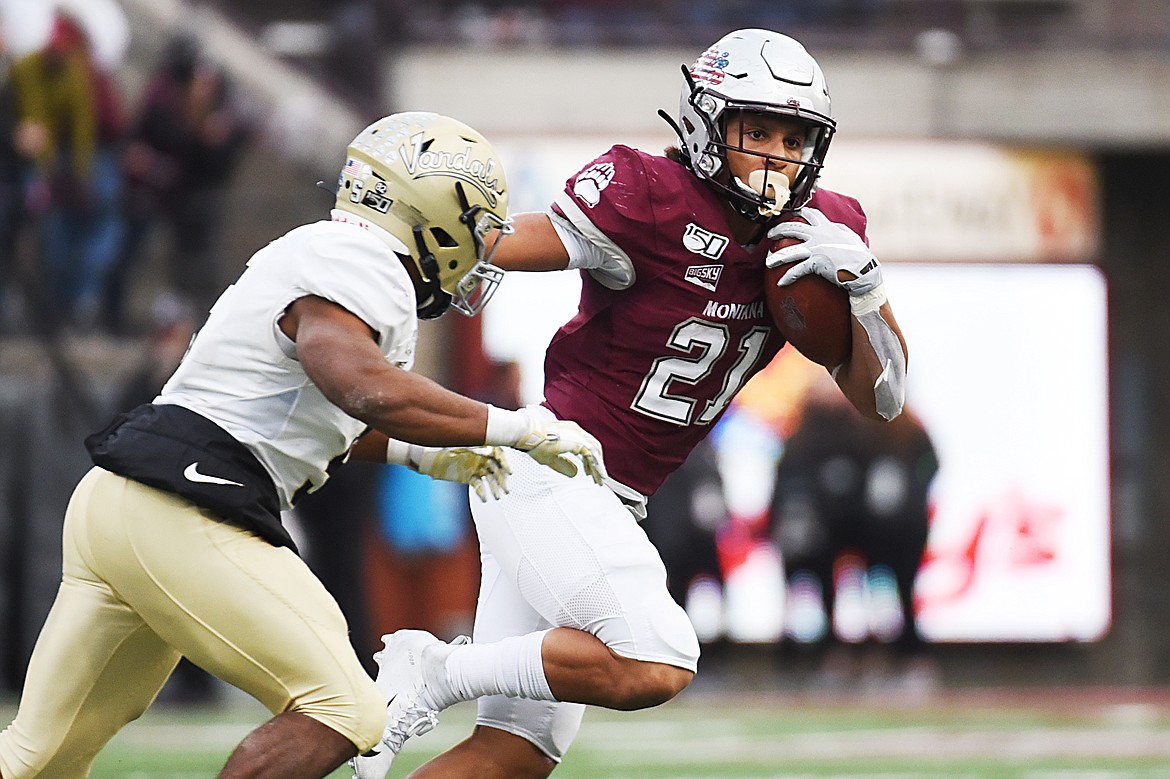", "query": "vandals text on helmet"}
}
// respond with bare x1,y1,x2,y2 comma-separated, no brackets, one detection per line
400,131,502,207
